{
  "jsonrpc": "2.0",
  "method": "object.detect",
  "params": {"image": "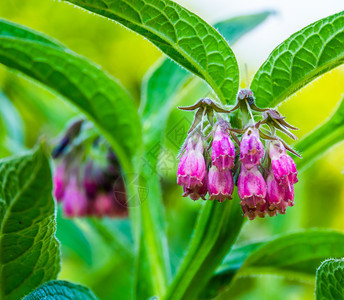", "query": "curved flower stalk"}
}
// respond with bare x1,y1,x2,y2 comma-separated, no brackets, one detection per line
176,90,300,220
